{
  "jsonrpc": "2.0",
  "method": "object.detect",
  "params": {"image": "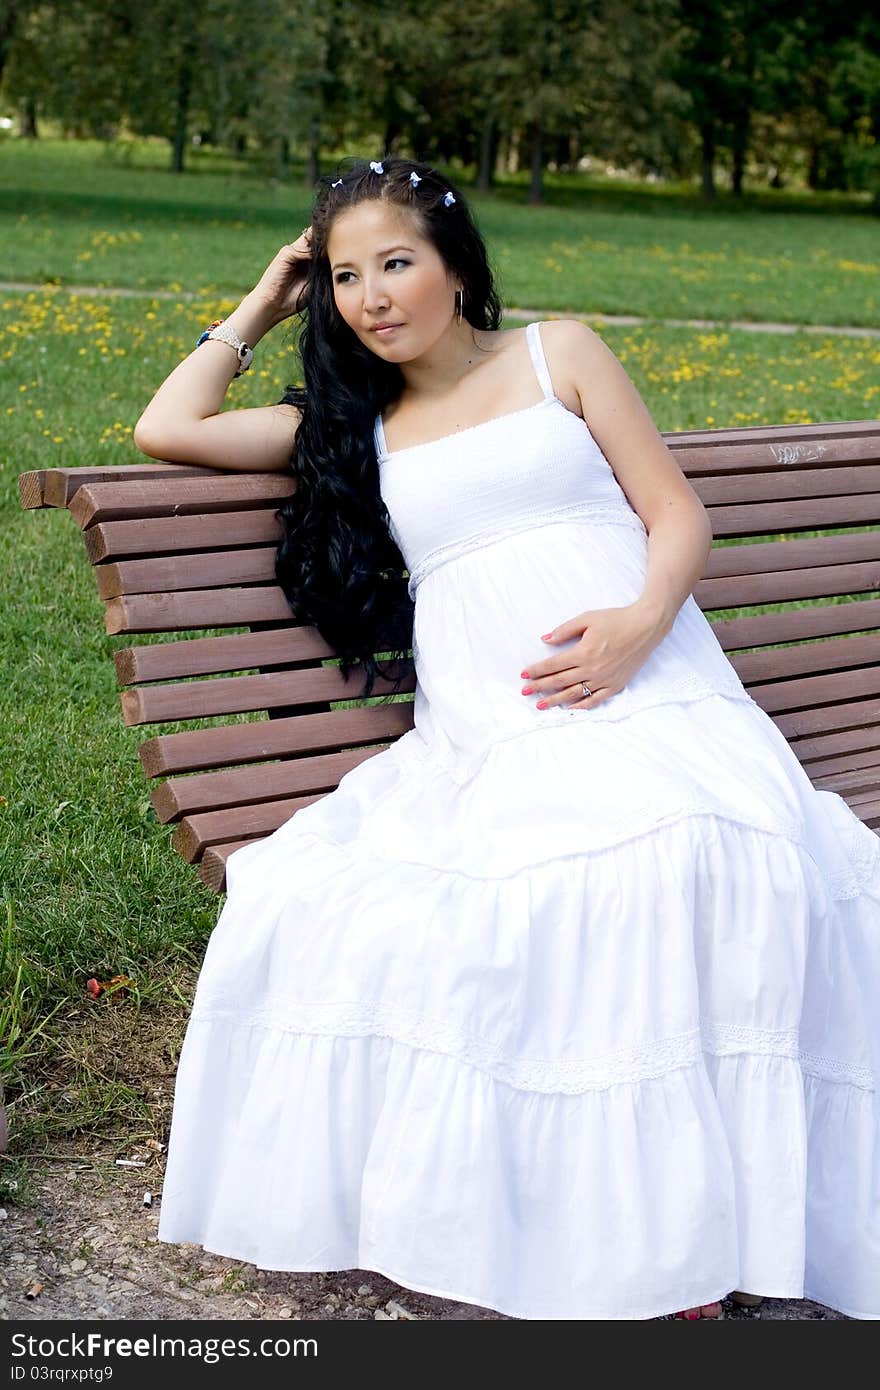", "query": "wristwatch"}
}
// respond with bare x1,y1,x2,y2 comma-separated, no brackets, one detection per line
196,318,254,377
